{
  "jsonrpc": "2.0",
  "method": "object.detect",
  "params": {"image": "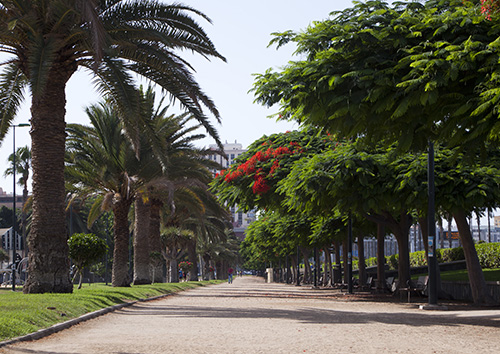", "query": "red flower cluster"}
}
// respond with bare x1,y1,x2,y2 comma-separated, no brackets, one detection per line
218,141,305,195
481,0,499,19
